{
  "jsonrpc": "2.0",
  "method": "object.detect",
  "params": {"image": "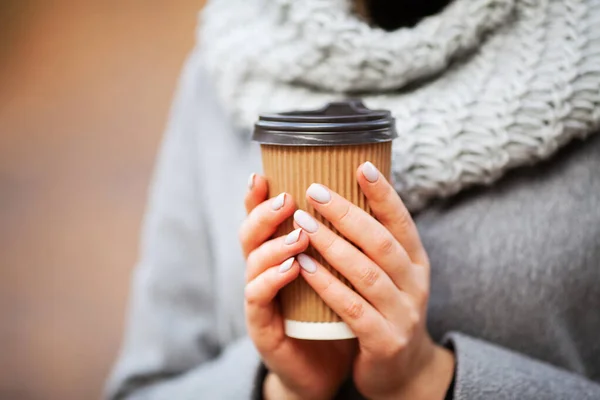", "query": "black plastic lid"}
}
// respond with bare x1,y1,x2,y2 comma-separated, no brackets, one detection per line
252,99,397,146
